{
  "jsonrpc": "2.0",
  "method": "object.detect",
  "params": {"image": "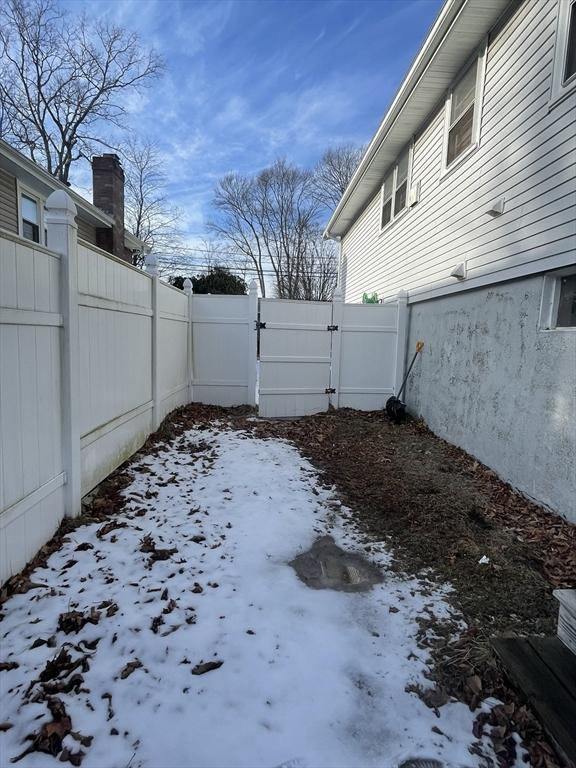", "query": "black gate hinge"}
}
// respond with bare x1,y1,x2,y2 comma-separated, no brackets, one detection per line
327,324,338,331
325,387,336,394
255,321,266,330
